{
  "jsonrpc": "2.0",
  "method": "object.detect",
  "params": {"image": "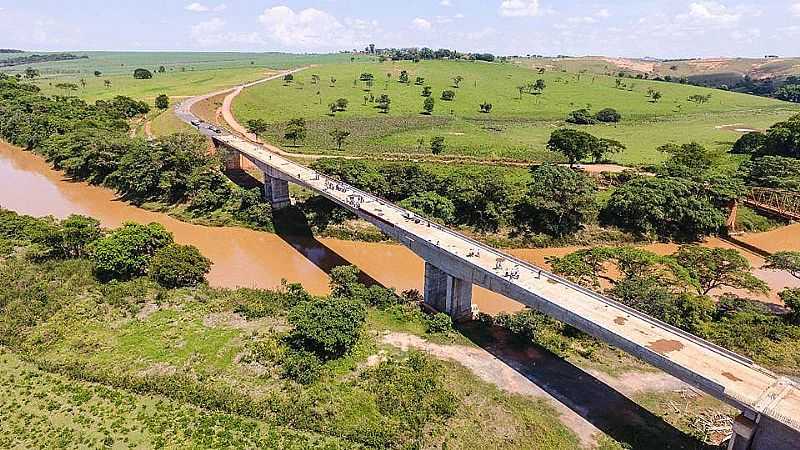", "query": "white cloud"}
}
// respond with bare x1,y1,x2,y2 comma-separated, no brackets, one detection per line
185,3,226,13
257,6,377,49
191,17,263,46
567,16,597,24
499,0,540,17
455,13,465,19
185,3,210,12
440,0,452,6
596,9,610,18
792,2,800,16
412,17,432,30
686,1,742,24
